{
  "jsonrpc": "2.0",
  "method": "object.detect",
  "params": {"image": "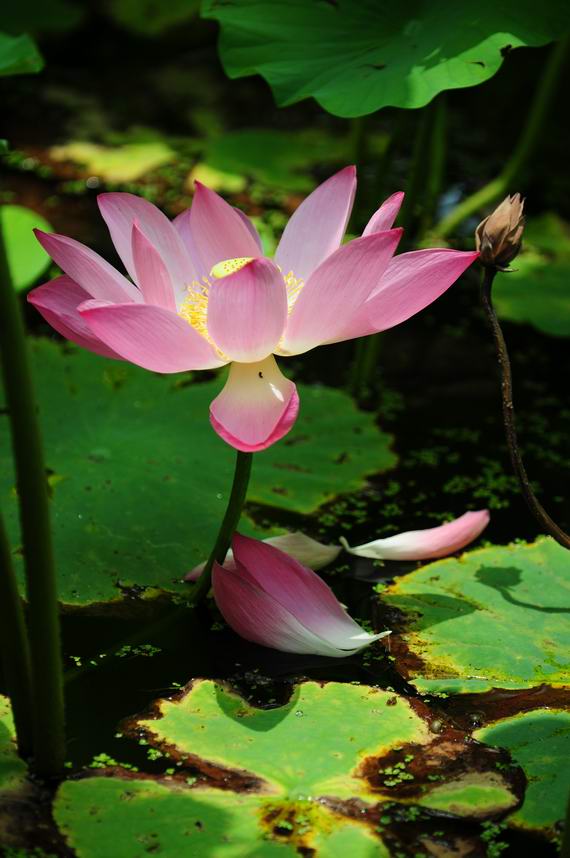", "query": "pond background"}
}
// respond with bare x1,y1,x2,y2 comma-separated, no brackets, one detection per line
1,5,569,857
